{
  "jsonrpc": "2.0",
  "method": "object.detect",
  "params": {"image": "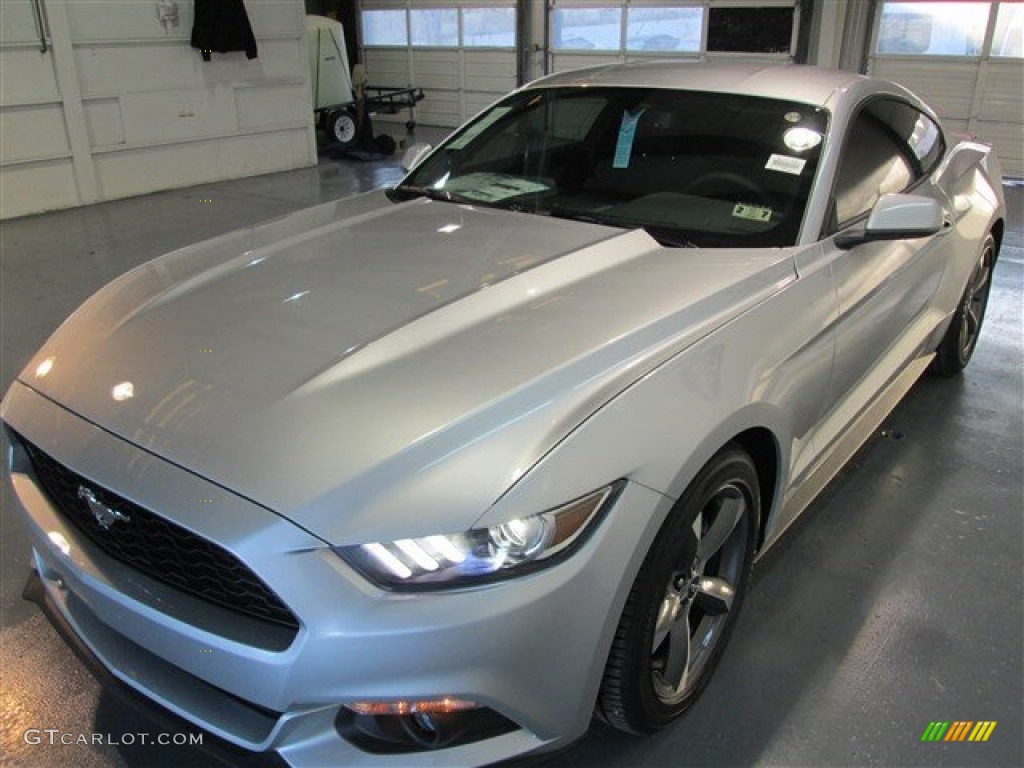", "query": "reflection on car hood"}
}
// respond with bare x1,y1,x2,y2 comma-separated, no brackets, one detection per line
20,191,795,543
